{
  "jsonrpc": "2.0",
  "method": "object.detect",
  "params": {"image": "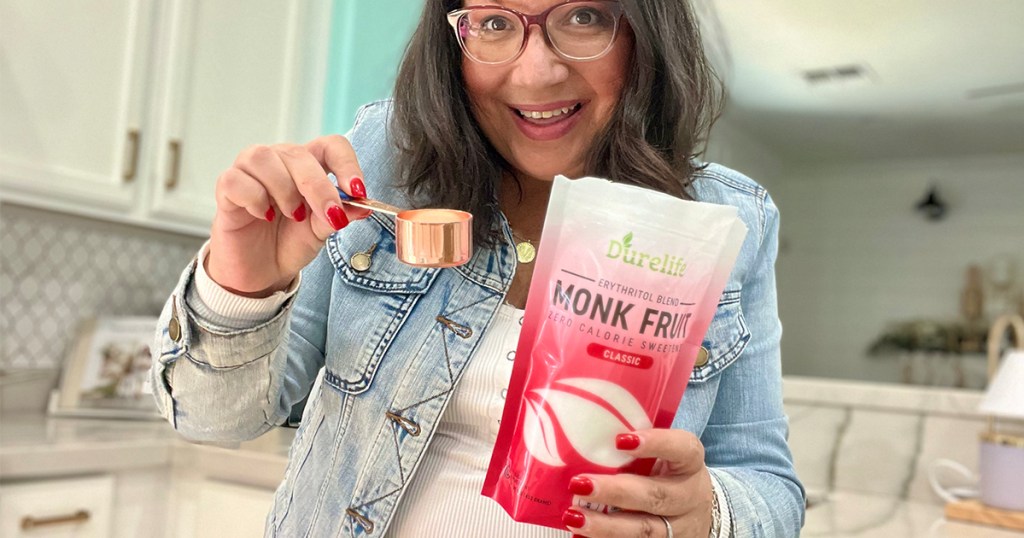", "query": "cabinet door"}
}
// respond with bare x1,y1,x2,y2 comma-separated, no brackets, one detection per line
0,475,114,537
0,0,154,212
146,0,316,228
193,481,274,538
